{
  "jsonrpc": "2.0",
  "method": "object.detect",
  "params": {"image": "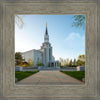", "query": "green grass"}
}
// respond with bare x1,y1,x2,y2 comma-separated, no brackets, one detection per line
15,71,39,81
61,71,85,81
